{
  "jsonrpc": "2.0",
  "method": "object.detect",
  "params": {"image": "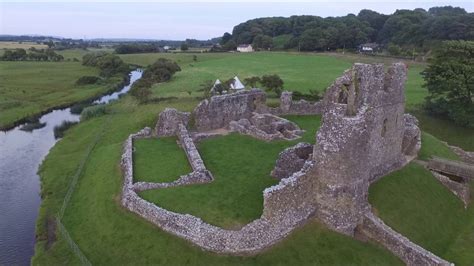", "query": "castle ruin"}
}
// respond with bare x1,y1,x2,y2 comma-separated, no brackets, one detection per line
121,63,453,265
